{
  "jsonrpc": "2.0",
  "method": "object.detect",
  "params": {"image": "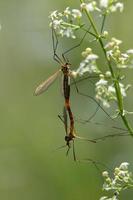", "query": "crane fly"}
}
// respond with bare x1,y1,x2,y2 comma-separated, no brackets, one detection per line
59,106,96,161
